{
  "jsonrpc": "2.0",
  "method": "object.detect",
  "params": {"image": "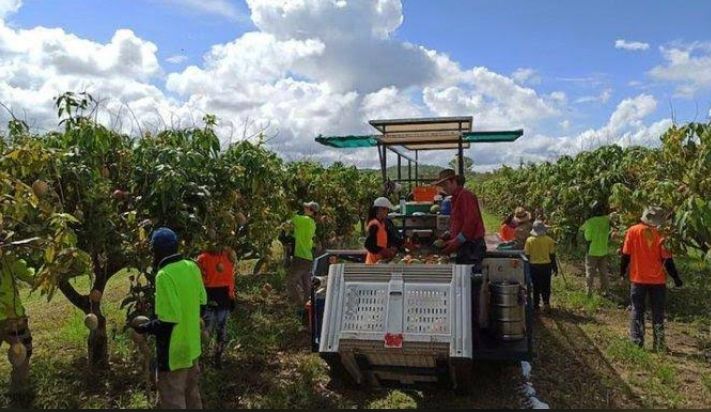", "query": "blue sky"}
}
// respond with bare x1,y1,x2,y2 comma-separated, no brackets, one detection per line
1,0,710,168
